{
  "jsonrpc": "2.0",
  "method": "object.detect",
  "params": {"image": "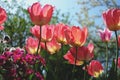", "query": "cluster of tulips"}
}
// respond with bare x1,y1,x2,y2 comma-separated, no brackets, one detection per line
0,1,120,80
